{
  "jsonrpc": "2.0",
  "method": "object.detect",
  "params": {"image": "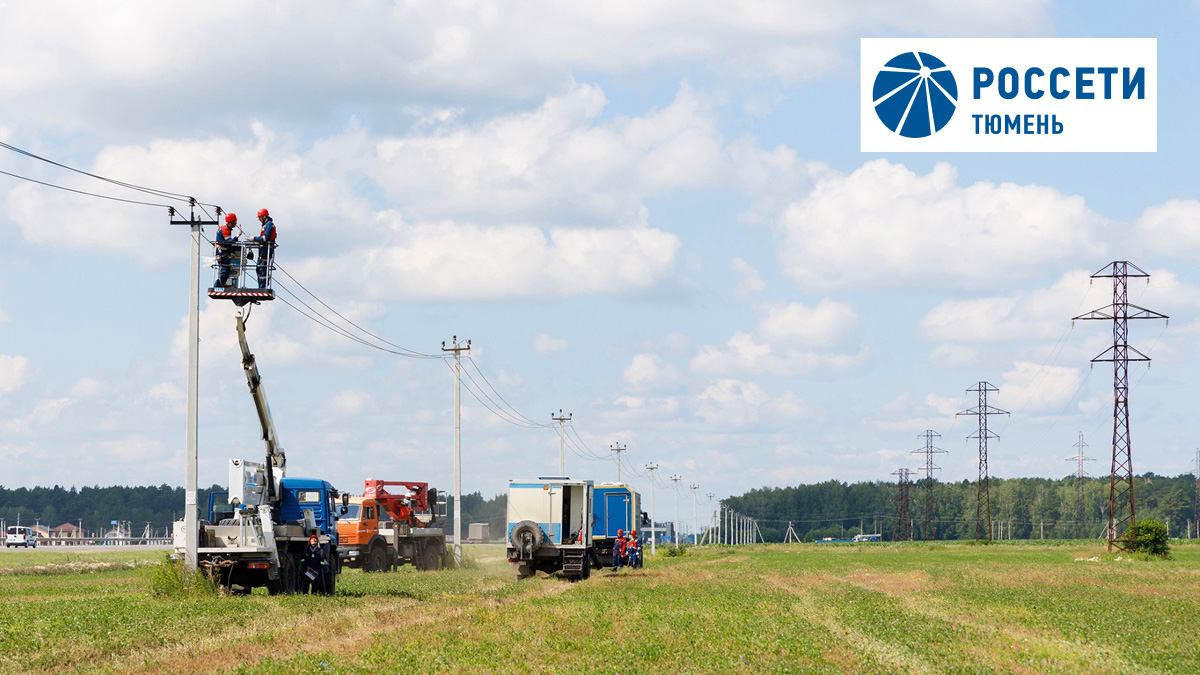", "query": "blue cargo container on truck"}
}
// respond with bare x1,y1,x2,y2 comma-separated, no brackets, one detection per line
593,483,648,566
